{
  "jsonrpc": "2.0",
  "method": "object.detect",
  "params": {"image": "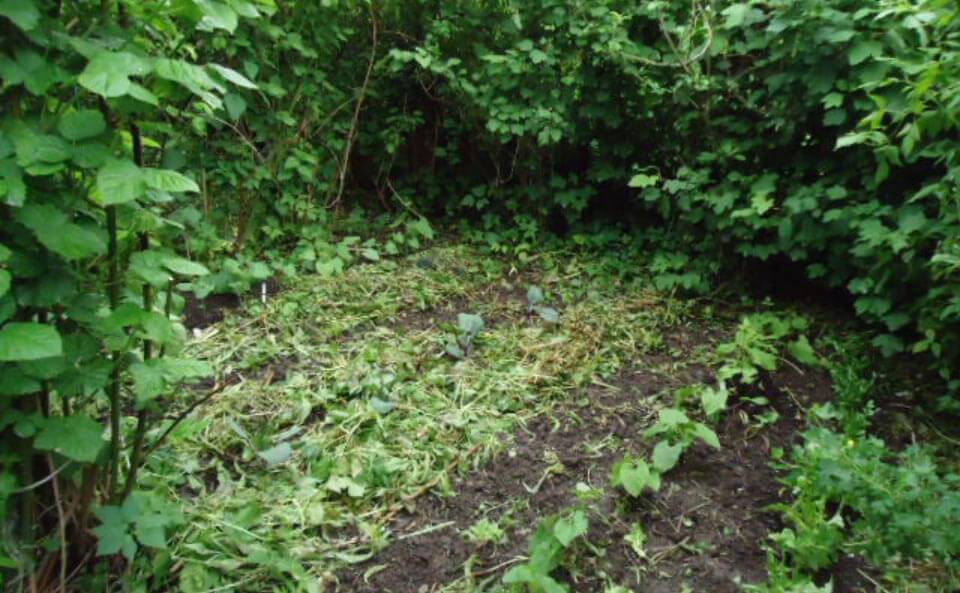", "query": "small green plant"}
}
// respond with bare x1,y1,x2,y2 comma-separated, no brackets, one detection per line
623,522,647,560
464,518,507,546
644,408,720,453
445,313,485,359
610,456,661,497
717,313,818,384
527,285,560,324
503,510,589,593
